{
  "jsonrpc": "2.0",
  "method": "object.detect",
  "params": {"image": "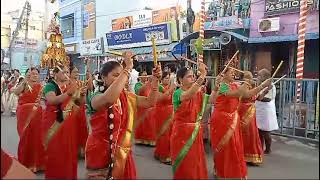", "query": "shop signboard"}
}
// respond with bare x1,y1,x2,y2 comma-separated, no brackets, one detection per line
80,38,103,56
132,10,152,28
106,23,171,49
265,0,315,16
